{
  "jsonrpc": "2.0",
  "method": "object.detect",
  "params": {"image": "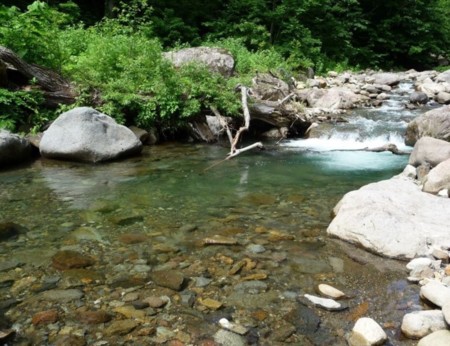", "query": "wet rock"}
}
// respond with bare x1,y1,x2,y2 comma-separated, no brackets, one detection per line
179,224,197,233
348,317,387,346
246,244,266,254
118,233,148,244
144,296,168,308
11,276,37,295
401,310,447,339
271,322,297,342
114,305,146,319
122,292,139,302
417,330,450,346
420,281,450,308
40,289,84,302
111,215,144,226
194,276,212,287
0,130,32,167
202,235,238,246
32,309,59,326
284,305,320,338
180,291,196,307
0,222,26,241
410,92,429,104
77,310,112,324
52,250,95,270
0,260,22,272
214,329,246,346
52,335,86,346
198,298,223,310
318,284,345,299
234,280,268,293
105,319,138,336
151,270,185,291
219,318,248,335
303,294,346,311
